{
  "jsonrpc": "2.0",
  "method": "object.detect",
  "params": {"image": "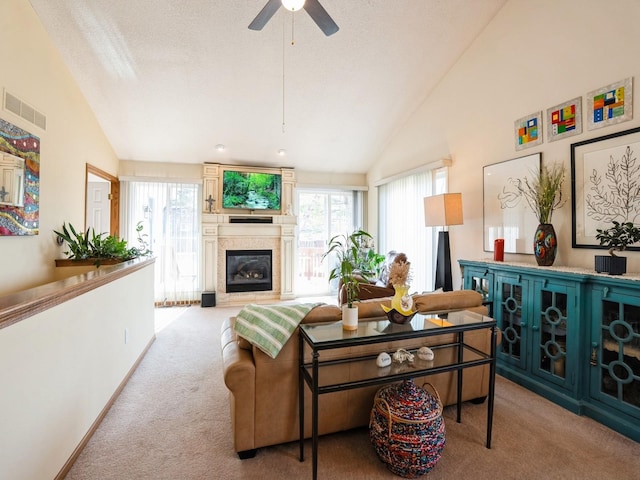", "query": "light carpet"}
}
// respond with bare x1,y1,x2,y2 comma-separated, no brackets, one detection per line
64,305,640,480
